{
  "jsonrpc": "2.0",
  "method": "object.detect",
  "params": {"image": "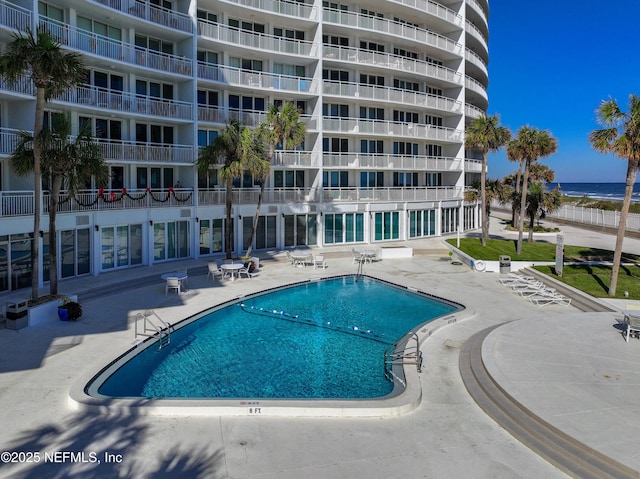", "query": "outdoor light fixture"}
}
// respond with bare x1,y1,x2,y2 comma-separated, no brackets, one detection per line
282,213,285,218
39,231,44,238
149,220,153,226
195,217,199,223
95,225,99,231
